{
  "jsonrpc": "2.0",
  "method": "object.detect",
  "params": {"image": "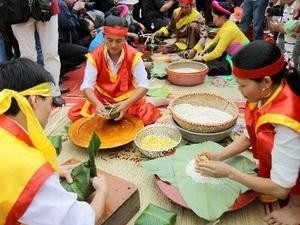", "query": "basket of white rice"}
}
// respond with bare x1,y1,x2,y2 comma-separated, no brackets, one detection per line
134,124,182,158
169,93,239,133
